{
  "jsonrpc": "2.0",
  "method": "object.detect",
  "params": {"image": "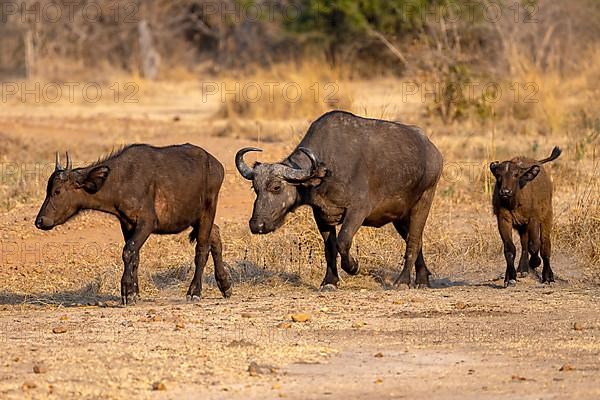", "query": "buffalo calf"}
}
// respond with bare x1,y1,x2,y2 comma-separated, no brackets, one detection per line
490,146,562,287
35,144,232,305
